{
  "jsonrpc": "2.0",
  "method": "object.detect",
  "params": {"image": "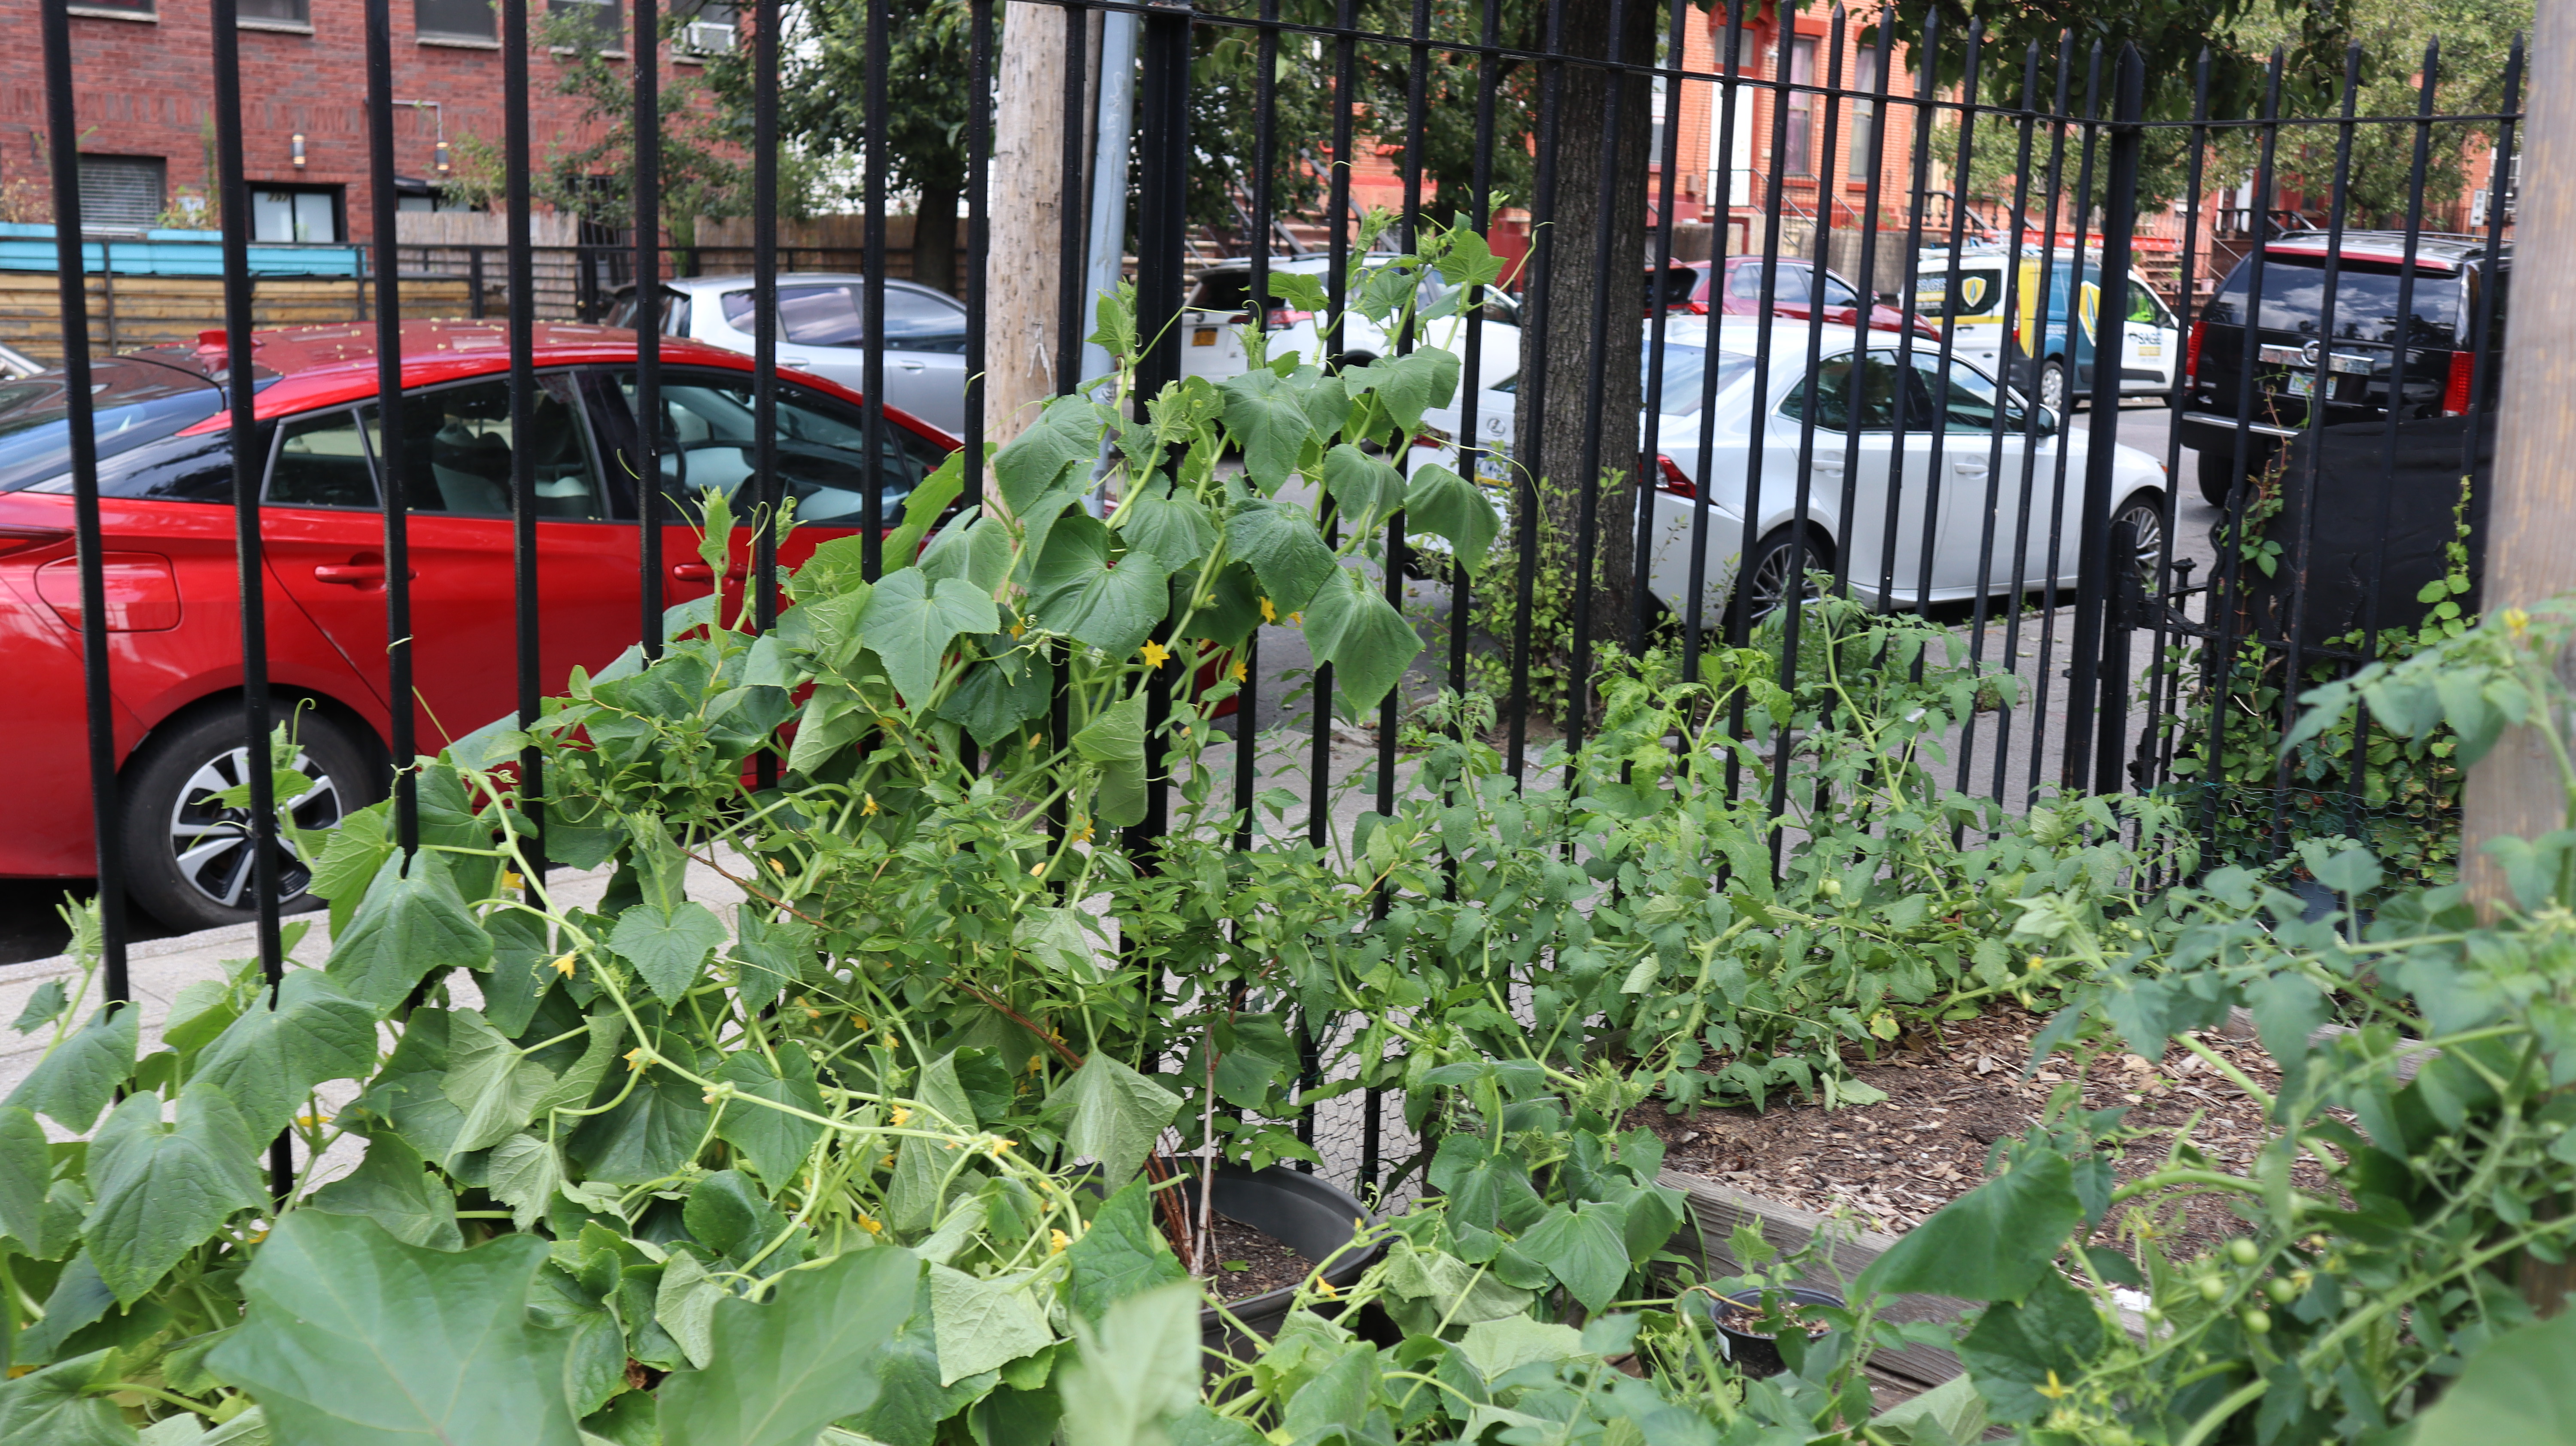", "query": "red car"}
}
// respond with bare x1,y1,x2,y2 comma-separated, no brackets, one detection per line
1682,257,1941,338
0,320,959,930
